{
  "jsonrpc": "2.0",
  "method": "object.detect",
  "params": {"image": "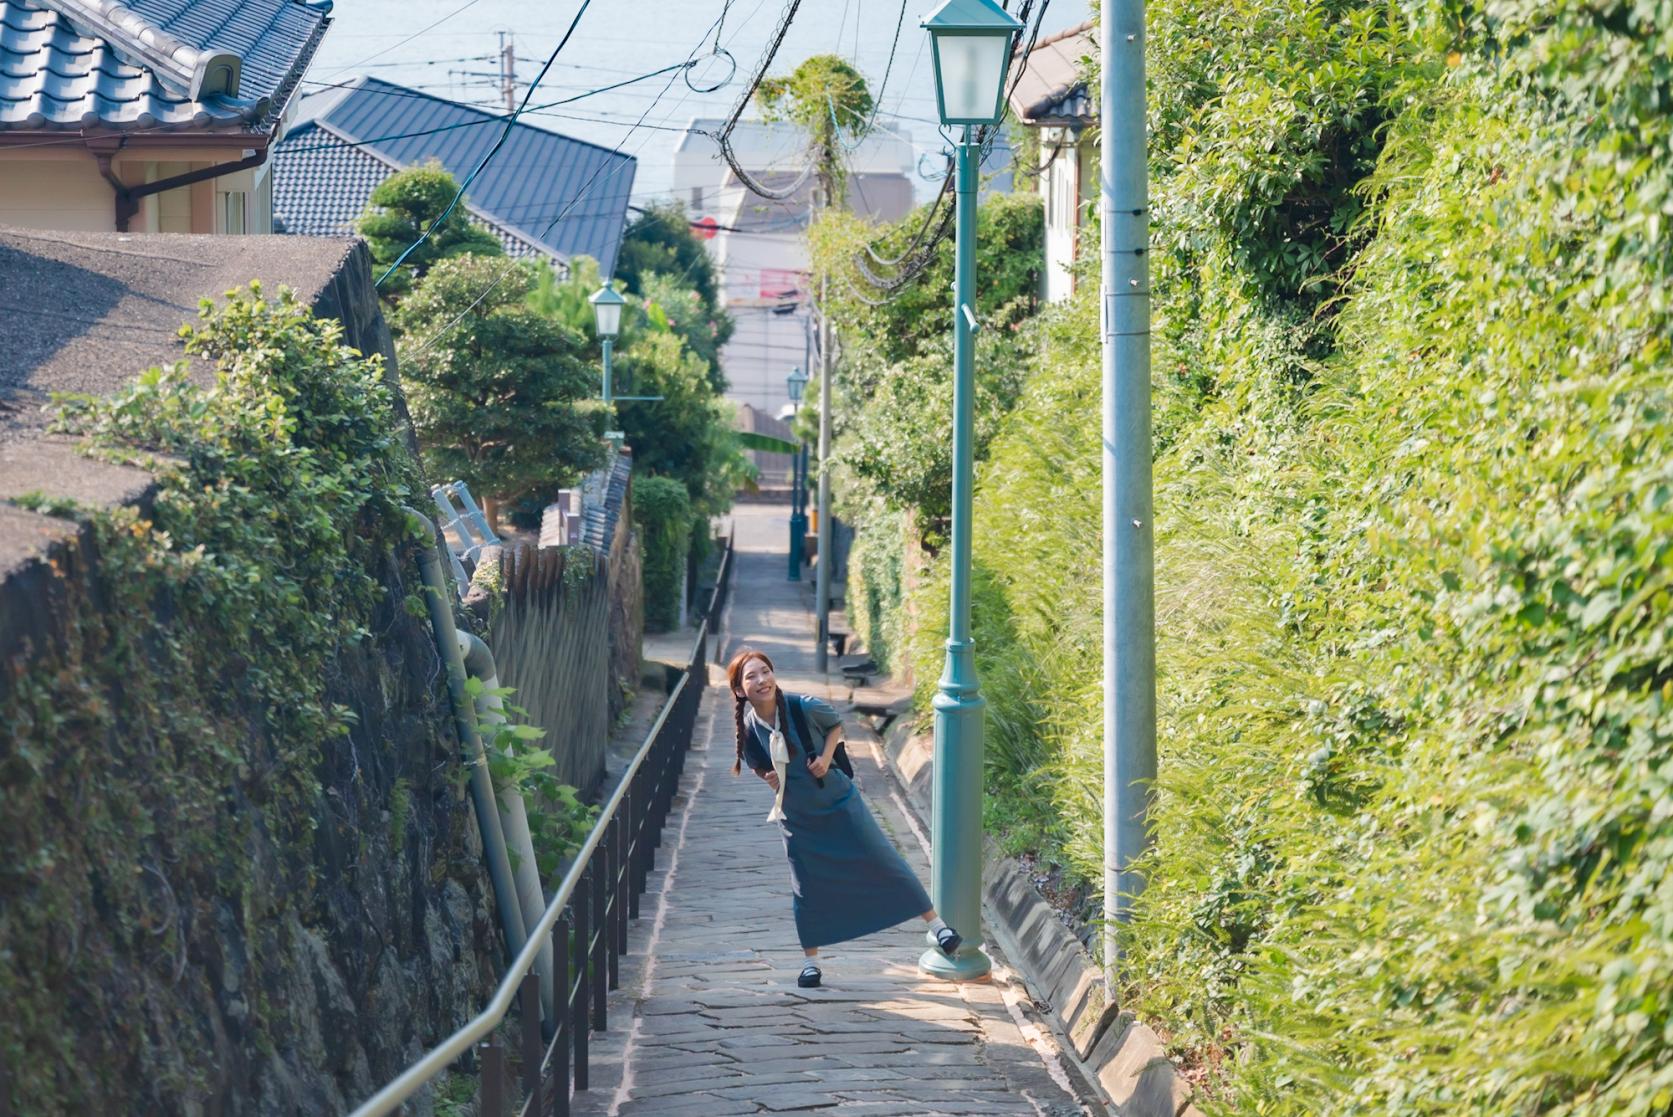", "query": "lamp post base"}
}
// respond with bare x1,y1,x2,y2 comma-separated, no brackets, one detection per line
918,941,992,981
